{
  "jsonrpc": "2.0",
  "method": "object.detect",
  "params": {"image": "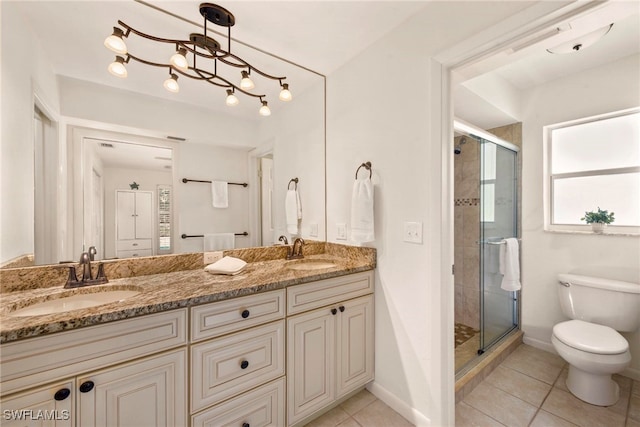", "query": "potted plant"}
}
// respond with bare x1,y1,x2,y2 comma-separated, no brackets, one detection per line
581,207,615,233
